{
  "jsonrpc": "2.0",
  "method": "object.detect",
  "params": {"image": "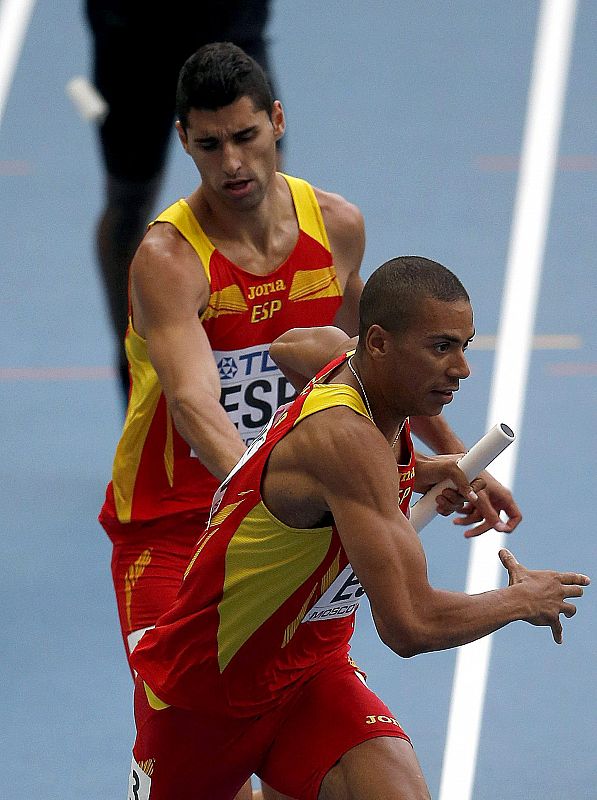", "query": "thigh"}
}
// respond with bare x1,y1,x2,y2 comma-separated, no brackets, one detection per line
260,655,414,800
108,514,205,657
130,677,257,800
89,11,178,180
318,737,430,800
